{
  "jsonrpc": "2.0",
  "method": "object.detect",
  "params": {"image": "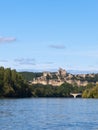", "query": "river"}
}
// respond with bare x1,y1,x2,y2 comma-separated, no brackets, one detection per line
0,98,98,130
